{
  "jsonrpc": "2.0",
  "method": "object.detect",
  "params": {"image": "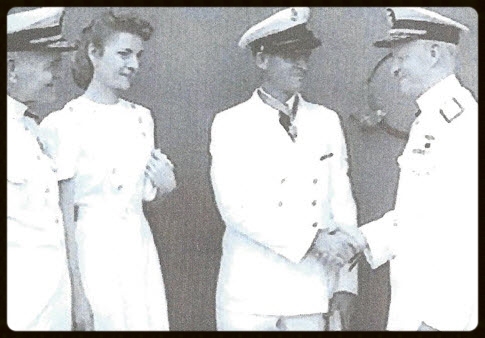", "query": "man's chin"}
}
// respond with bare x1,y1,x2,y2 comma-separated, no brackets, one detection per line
287,83,303,95
115,82,132,92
